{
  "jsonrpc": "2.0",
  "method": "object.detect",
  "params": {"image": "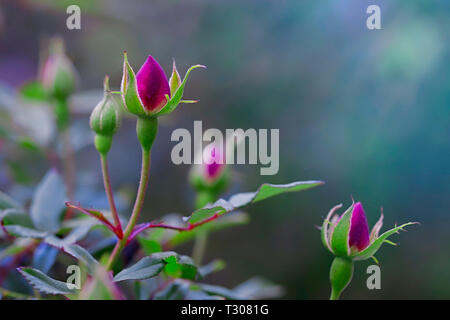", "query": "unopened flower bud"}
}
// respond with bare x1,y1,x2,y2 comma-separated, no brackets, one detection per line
40,37,77,100
90,76,121,136
121,51,204,118
321,200,417,299
190,145,229,195
90,76,121,154
121,53,170,117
